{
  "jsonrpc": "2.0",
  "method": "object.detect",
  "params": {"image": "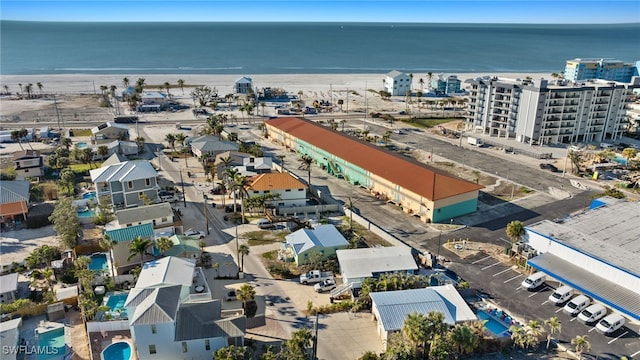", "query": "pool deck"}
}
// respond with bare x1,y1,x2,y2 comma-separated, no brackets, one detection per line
88,331,133,360
18,308,90,360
